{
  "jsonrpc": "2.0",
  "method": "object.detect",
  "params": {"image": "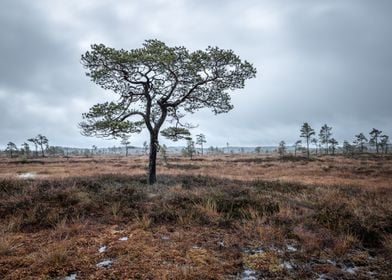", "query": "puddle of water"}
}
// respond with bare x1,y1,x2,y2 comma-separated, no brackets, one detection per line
17,172,36,179
240,268,258,280
118,236,128,241
99,245,107,253
64,273,77,280
96,259,113,268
